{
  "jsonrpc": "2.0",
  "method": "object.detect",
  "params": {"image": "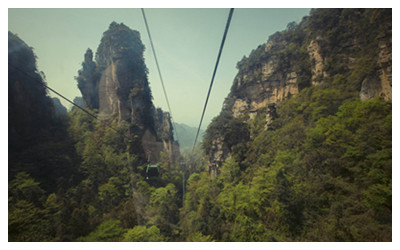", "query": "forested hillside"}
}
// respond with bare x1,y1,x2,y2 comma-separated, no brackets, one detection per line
8,8,391,242
8,25,185,242
185,8,392,241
